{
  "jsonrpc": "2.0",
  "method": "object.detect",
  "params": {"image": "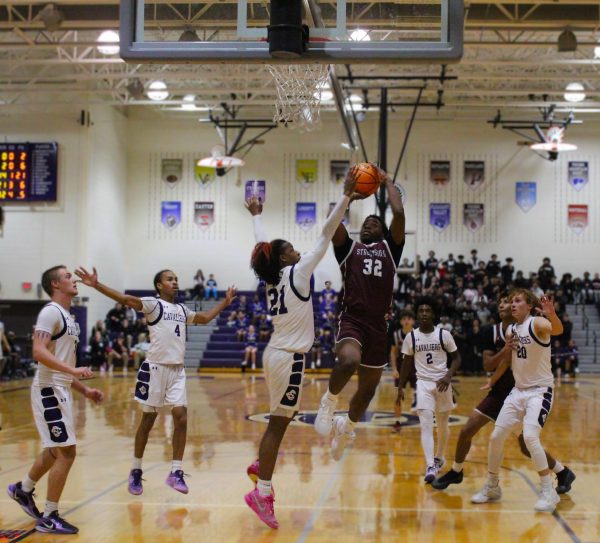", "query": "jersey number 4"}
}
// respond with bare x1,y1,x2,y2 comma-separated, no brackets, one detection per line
268,286,289,316
362,258,382,277
174,324,181,337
